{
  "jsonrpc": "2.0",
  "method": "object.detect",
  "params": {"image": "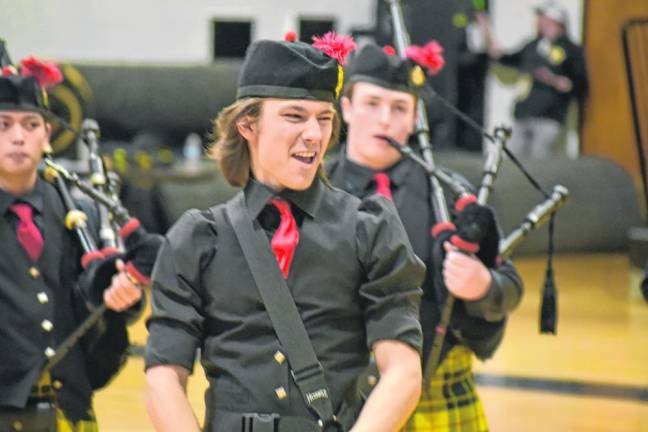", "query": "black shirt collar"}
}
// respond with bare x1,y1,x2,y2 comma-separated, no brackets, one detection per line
338,144,414,192
244,176,325,220
0,177,45,216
